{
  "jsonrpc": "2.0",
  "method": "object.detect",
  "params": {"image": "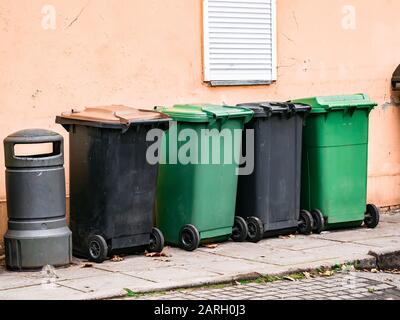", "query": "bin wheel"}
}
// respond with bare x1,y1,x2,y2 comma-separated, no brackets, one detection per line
246,217,264,243
364,204,380,229
148,228,165,253
87,235,109,263
179,225,200,252
311,209,325,234
231,217,249,242
298,210,313,235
